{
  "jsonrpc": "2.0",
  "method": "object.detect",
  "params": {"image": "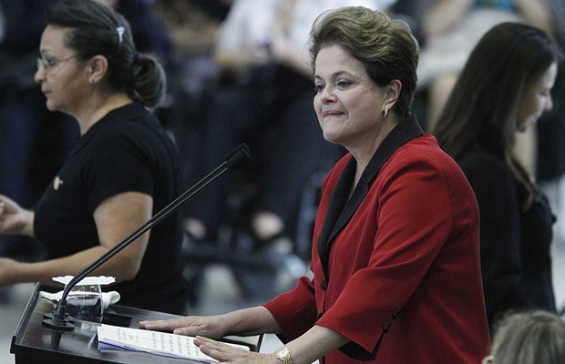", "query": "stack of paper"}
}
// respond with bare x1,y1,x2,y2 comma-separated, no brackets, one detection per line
97,324,250,362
